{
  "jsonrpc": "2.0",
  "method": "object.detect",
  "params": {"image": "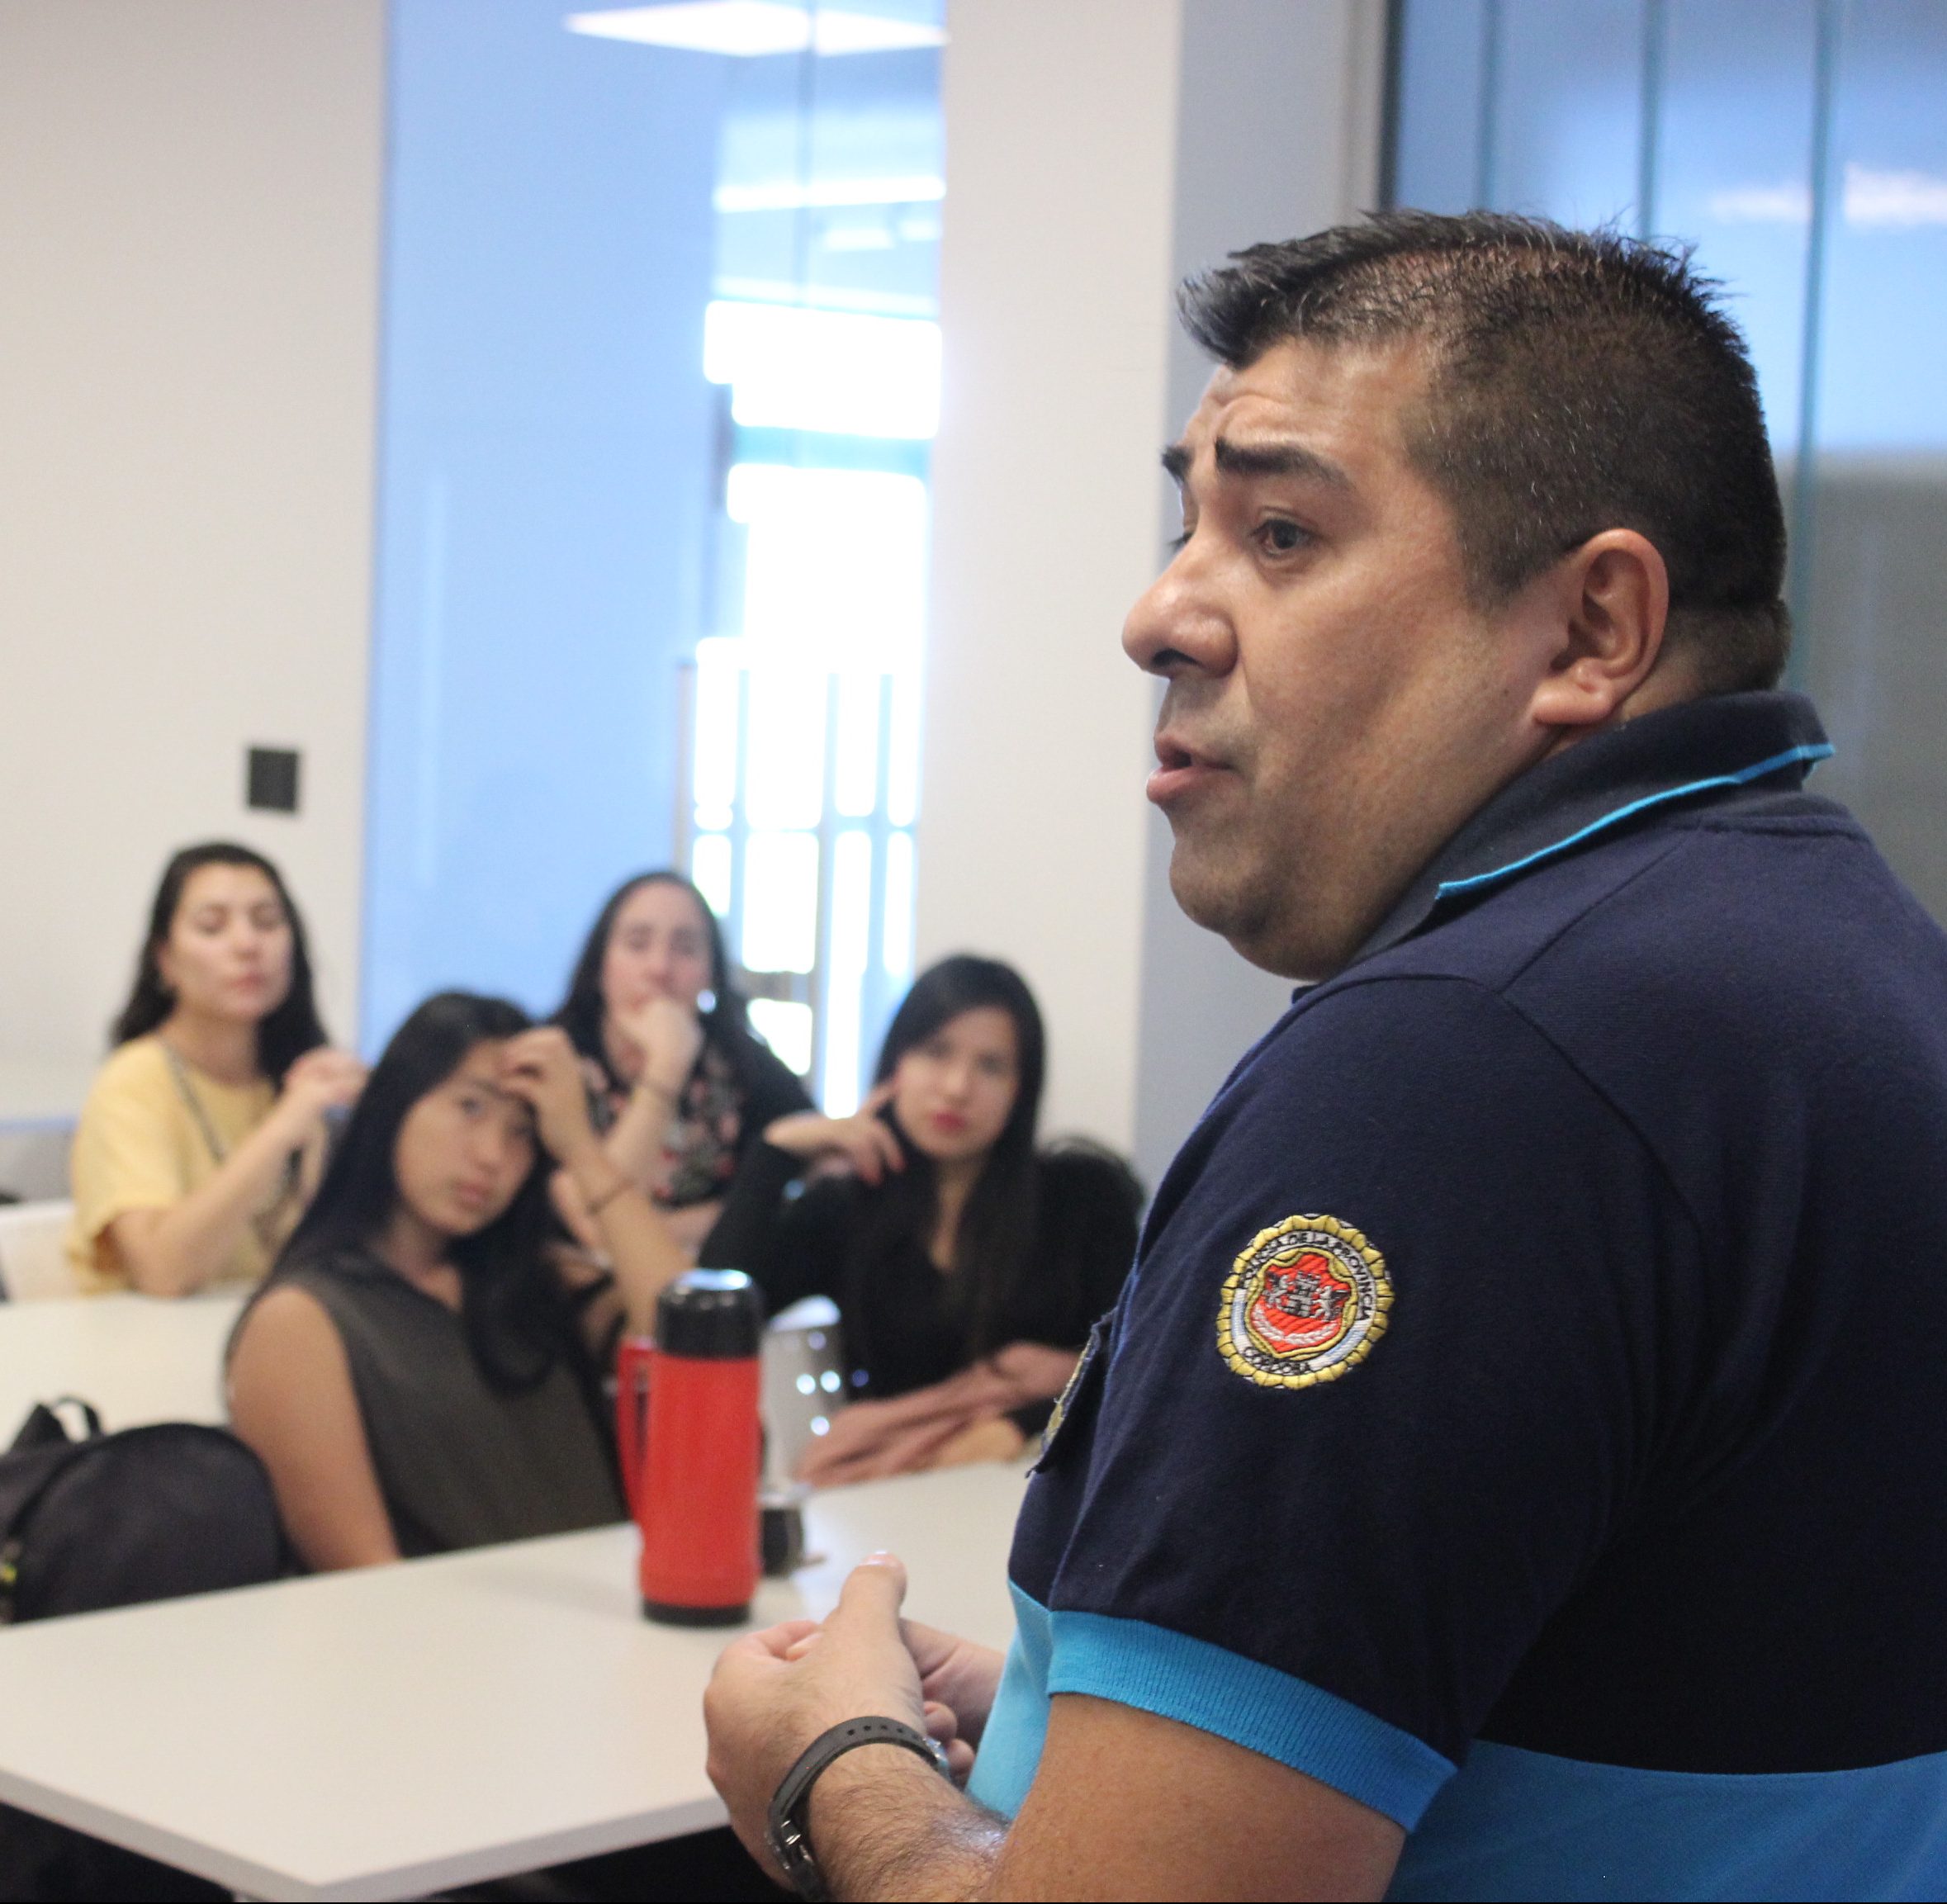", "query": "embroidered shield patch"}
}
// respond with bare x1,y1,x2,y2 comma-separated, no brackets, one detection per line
1217,1214,1391,1389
